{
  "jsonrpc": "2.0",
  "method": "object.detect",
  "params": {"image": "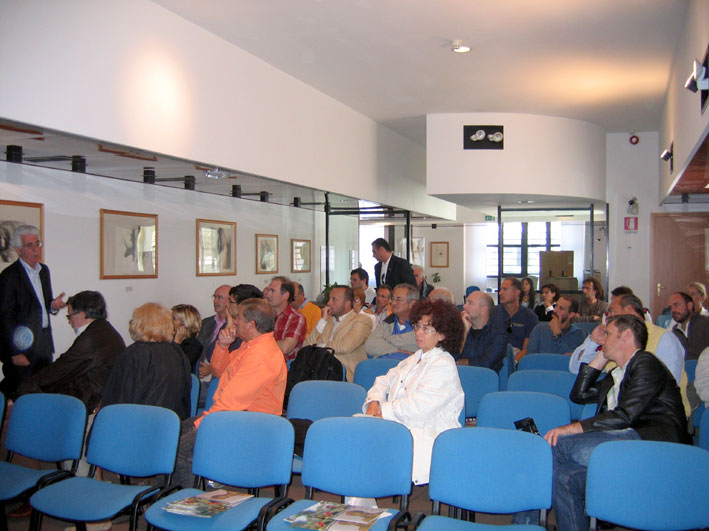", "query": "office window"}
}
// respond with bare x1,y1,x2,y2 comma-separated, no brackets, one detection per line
486,221,561,278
